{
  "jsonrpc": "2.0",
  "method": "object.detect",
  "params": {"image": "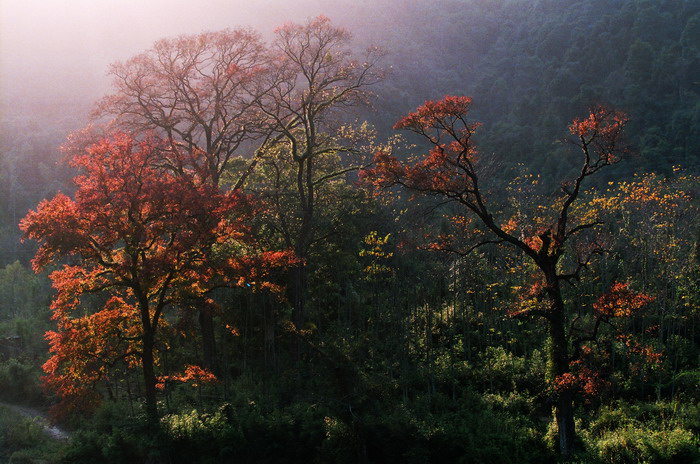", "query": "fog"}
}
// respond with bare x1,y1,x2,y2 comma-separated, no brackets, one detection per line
0,0,366,116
